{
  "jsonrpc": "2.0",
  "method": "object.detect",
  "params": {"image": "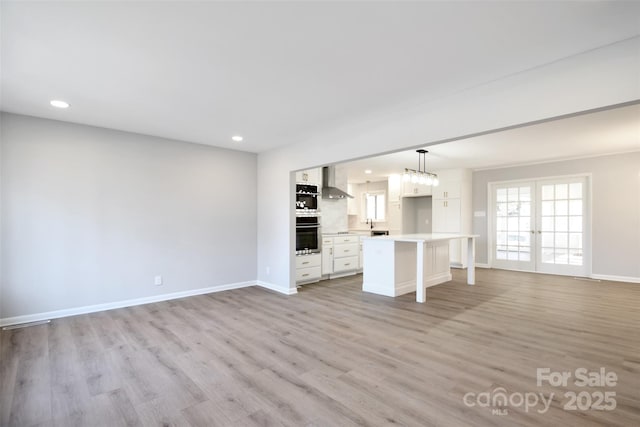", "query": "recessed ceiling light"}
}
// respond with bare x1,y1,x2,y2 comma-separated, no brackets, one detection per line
232,135,243,142
364,169,372,174
50,100,70,109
